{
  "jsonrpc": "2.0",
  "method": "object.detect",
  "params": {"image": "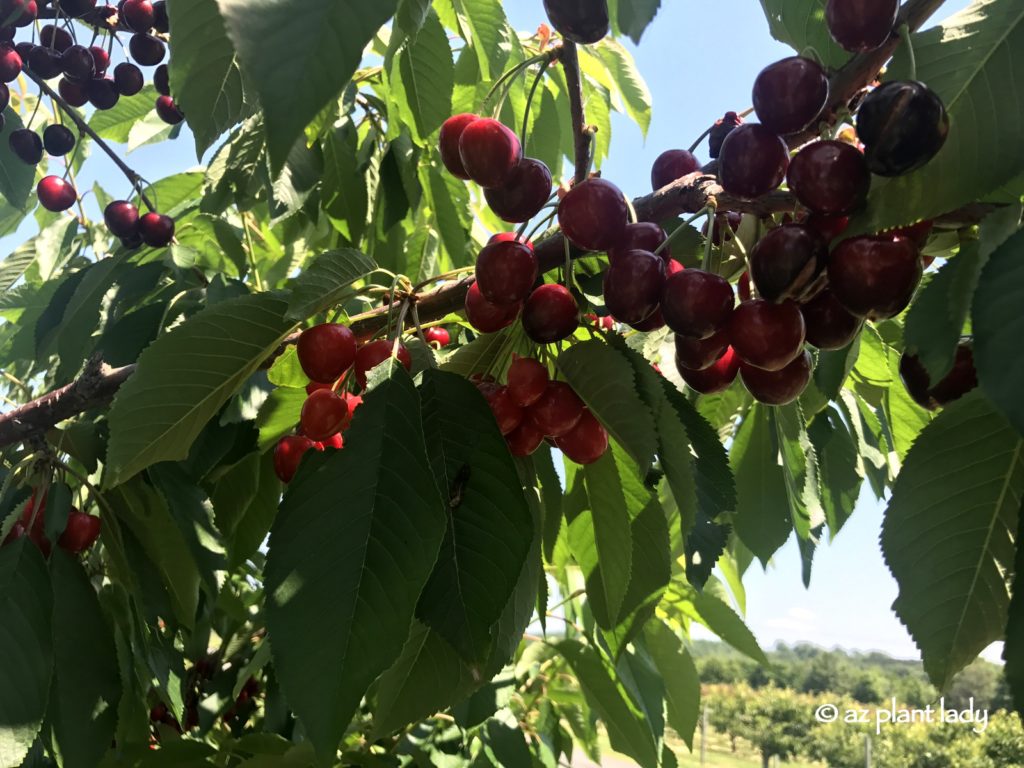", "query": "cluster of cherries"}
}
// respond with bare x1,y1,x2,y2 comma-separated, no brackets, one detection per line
149,664,260,738
1,490,101,556
475,355,608,465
